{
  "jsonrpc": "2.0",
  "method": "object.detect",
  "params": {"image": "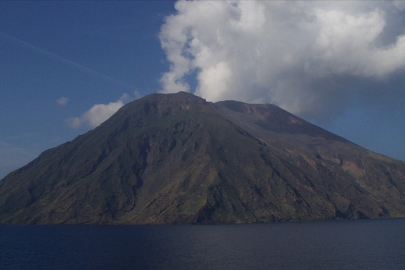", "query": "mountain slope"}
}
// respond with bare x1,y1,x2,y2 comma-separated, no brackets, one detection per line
1,92,405,224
